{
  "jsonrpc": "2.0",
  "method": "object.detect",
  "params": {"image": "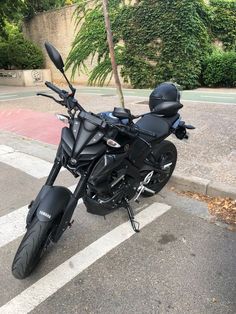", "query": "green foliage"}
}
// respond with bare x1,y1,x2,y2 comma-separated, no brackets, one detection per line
0,0,77,29
67,0,211,89
66,0,236,88
202,50,236,86
23,0,76,20
121,0,212,89
0,34,44,69
0,42,9,69
0,0,23,38
210,0,236,50
66,0,123,85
